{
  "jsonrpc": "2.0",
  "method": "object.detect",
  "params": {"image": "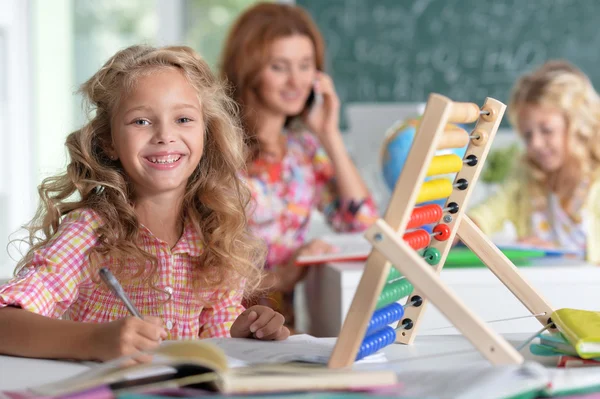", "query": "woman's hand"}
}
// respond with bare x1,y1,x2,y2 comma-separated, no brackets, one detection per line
517,236,556,248
274,239,337,293
230,306,290,340
303,72,341,143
